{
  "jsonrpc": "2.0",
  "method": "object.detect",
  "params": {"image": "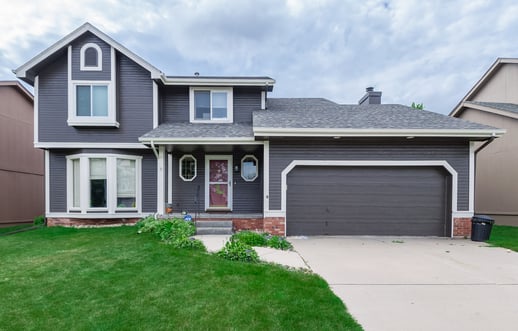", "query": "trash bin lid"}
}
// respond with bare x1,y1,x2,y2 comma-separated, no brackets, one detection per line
472,214,494,223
